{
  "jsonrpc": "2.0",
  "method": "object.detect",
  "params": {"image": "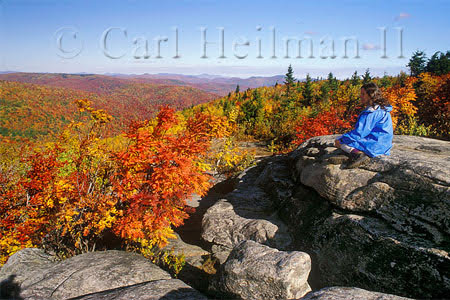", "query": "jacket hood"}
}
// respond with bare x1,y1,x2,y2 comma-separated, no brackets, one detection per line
364,104,393,113
383,105,393,112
